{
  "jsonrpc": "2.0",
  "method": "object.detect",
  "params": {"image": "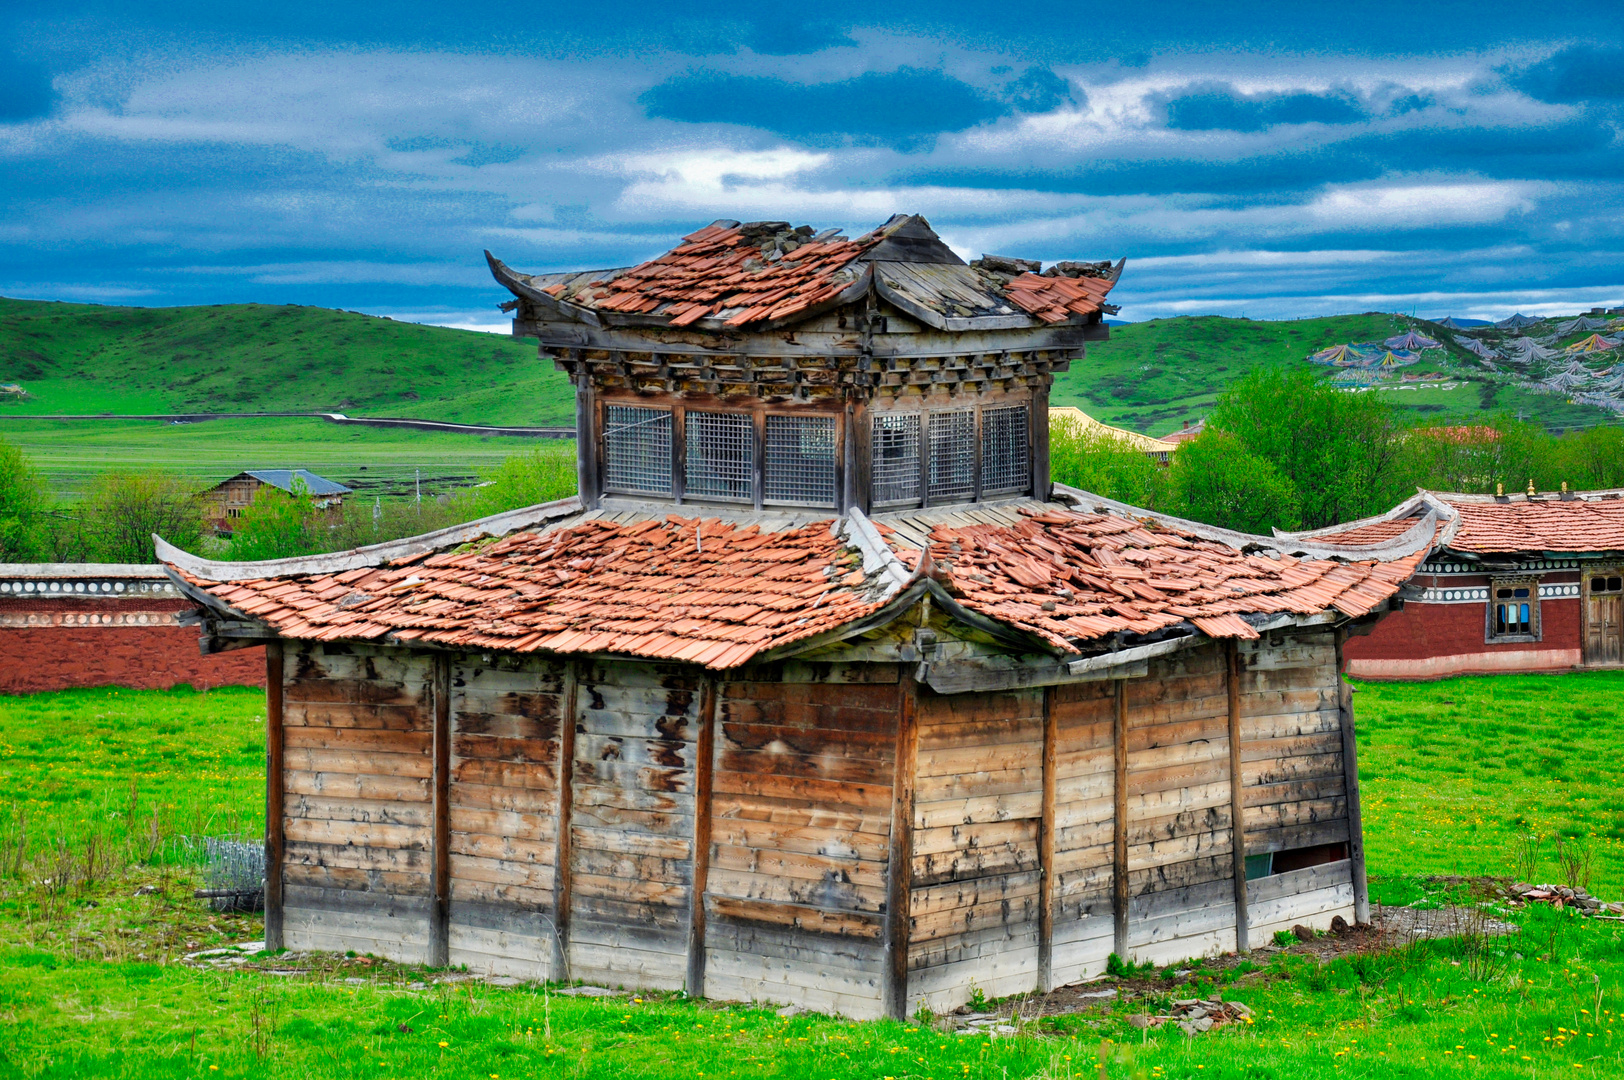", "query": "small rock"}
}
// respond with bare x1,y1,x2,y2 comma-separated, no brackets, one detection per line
1075,989,1117,1000
397,1023,413,1034
992,1025,1016,1035
557,985,617,997
1128,1015,1154,1029
1178,1021,1198,1036
1292,924,1314,942
1172,969,1193,977
954,1004,972,1015
1192,1017,1214,1032
407,982,427,990
776,1005,803,1018
133,885,159,897
344,978,365,984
